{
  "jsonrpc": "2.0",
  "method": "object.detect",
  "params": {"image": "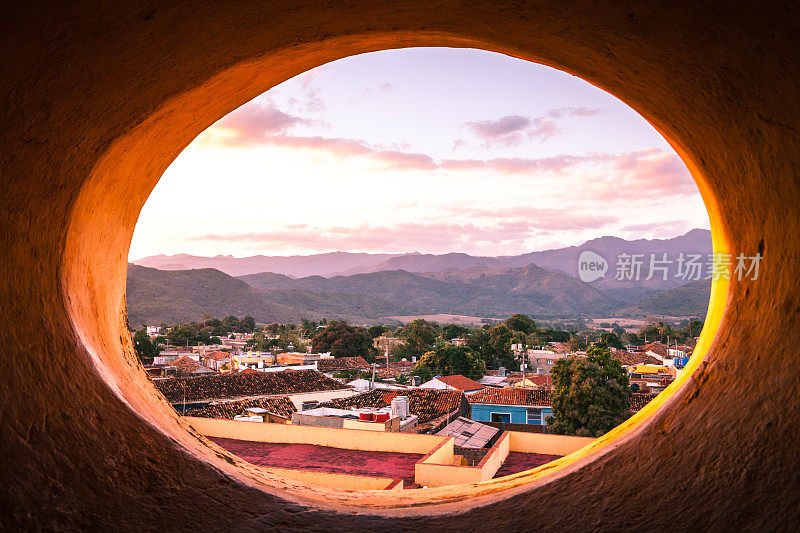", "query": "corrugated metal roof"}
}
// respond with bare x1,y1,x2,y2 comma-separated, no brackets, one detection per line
436,417,499,448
